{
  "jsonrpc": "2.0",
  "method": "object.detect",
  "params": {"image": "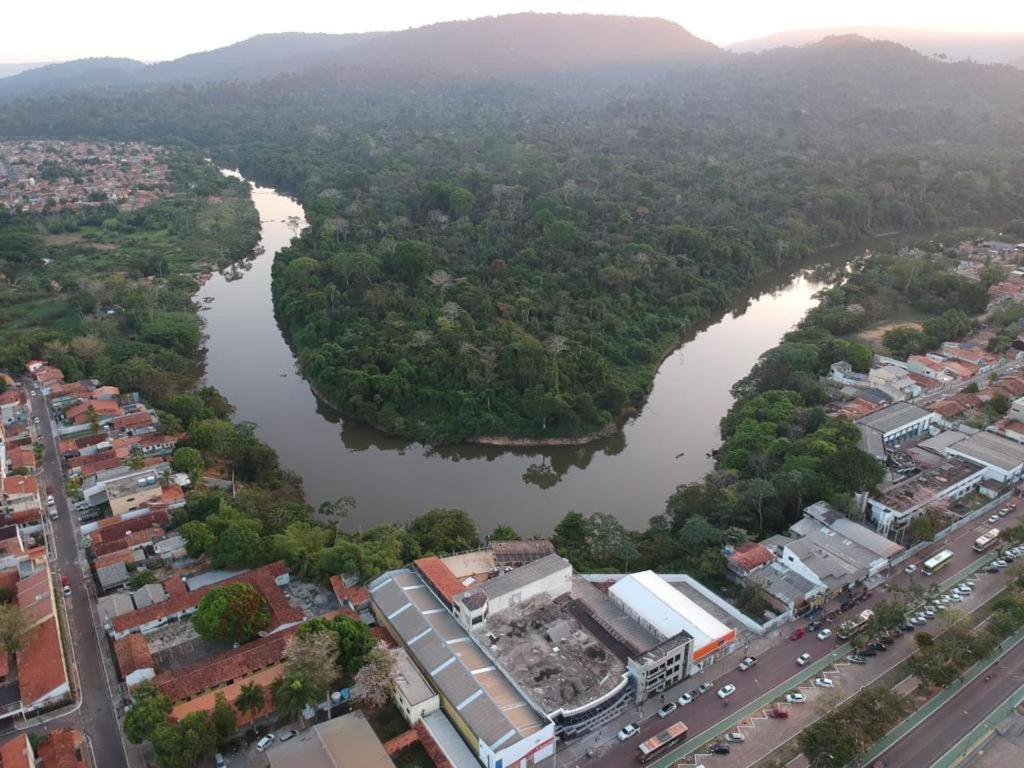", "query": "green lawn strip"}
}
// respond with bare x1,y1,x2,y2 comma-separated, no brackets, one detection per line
931,681,1024,768
650,551,1003,768
856,626,1024,766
